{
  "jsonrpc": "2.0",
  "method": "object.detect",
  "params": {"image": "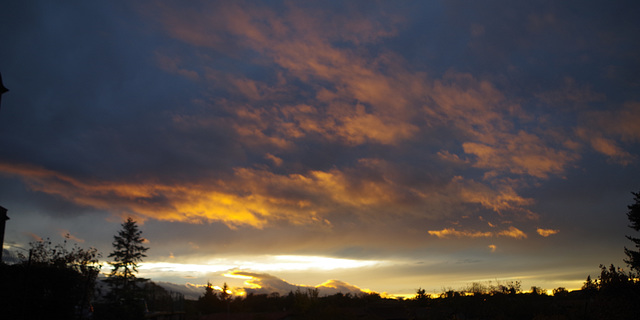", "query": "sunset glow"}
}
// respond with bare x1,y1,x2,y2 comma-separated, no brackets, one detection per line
139,255,383,278
1,0,639,298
